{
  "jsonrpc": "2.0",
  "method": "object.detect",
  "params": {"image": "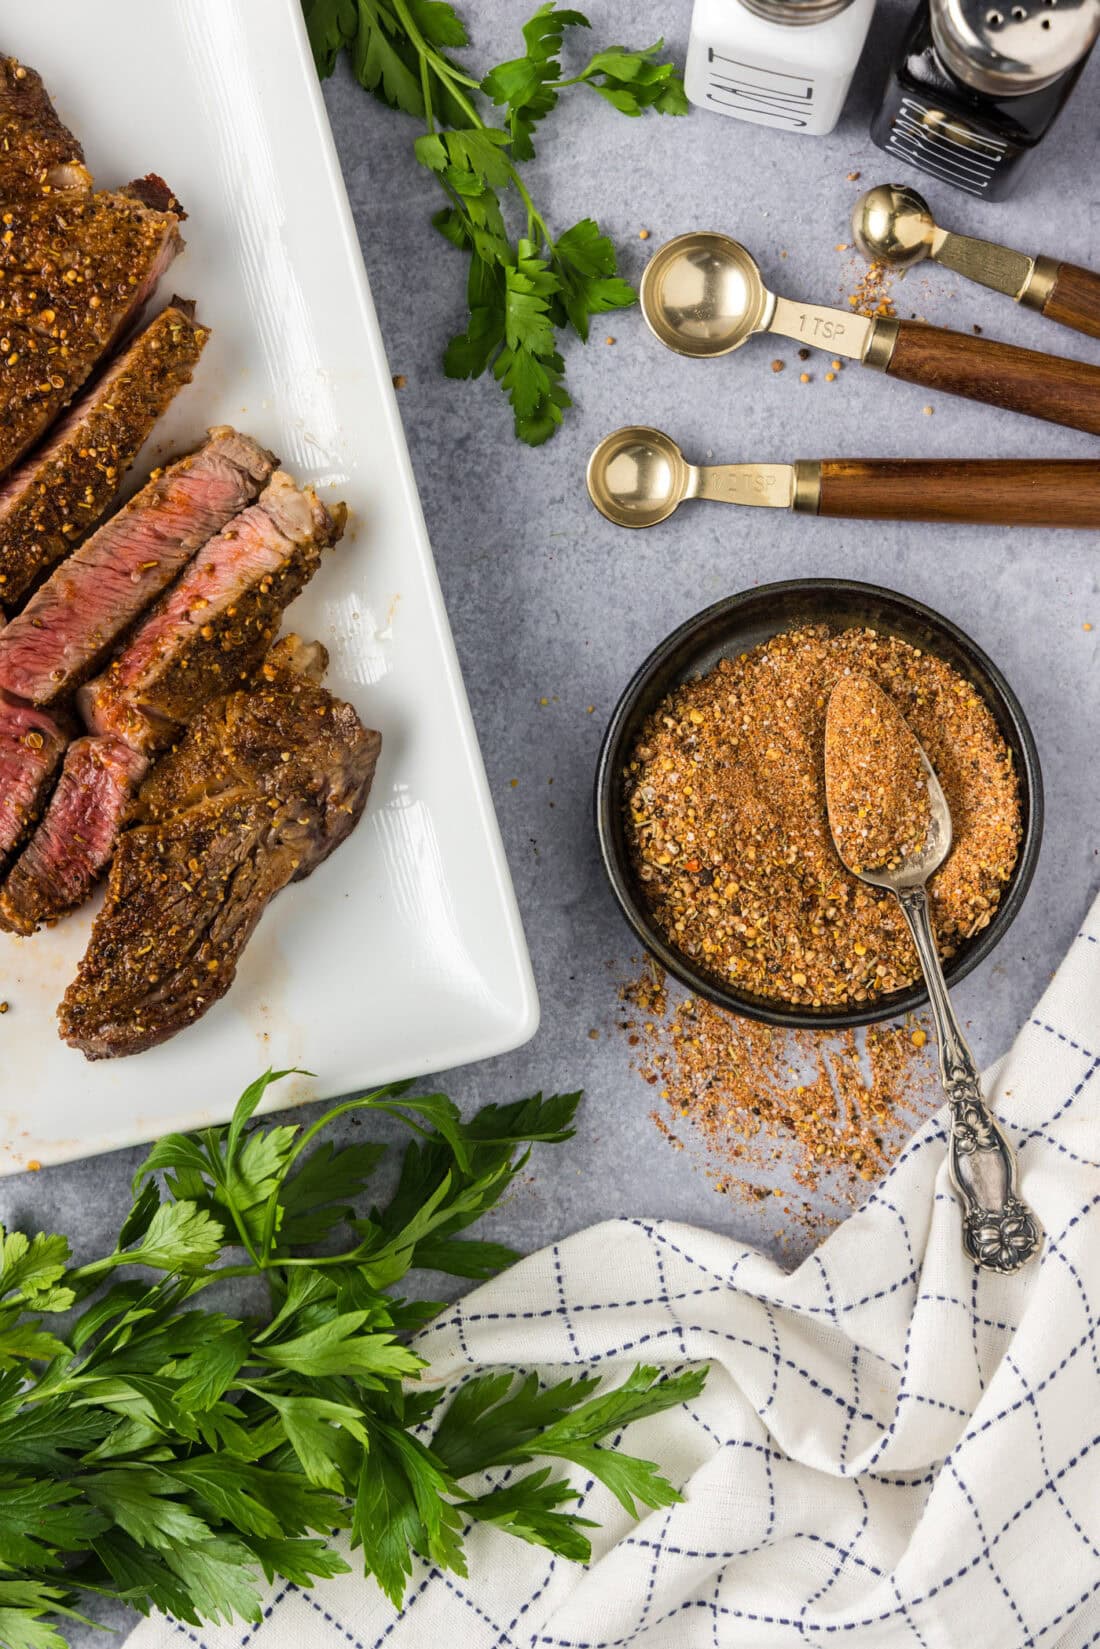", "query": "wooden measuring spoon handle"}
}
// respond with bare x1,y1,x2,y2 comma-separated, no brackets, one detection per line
815,459,1100,527
1039,262,1100,341
880,321,1100,436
